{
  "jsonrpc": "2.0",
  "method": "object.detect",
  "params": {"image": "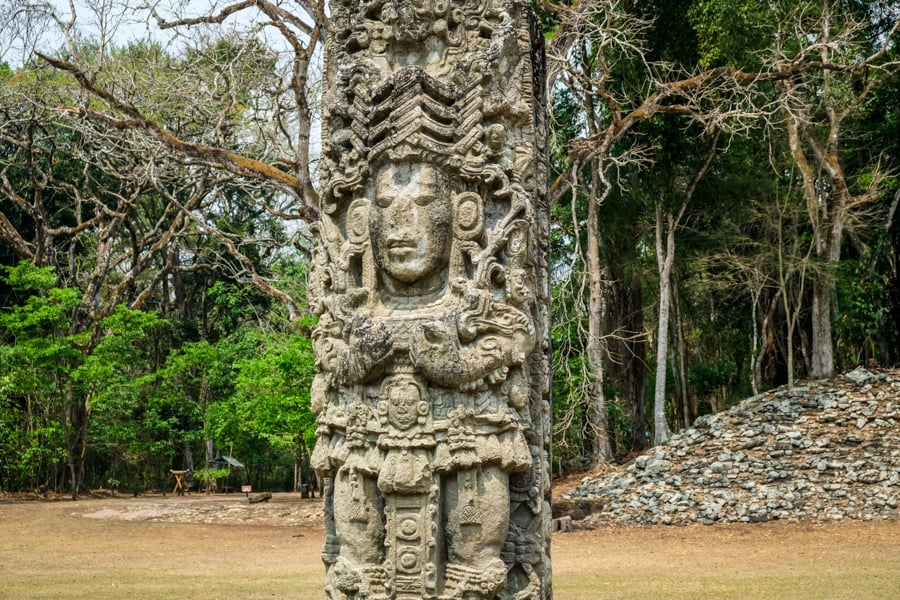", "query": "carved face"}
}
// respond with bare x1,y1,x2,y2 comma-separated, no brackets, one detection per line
385,2,432,42
370,162,452,286
485,124,506,152
386,379,421,430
